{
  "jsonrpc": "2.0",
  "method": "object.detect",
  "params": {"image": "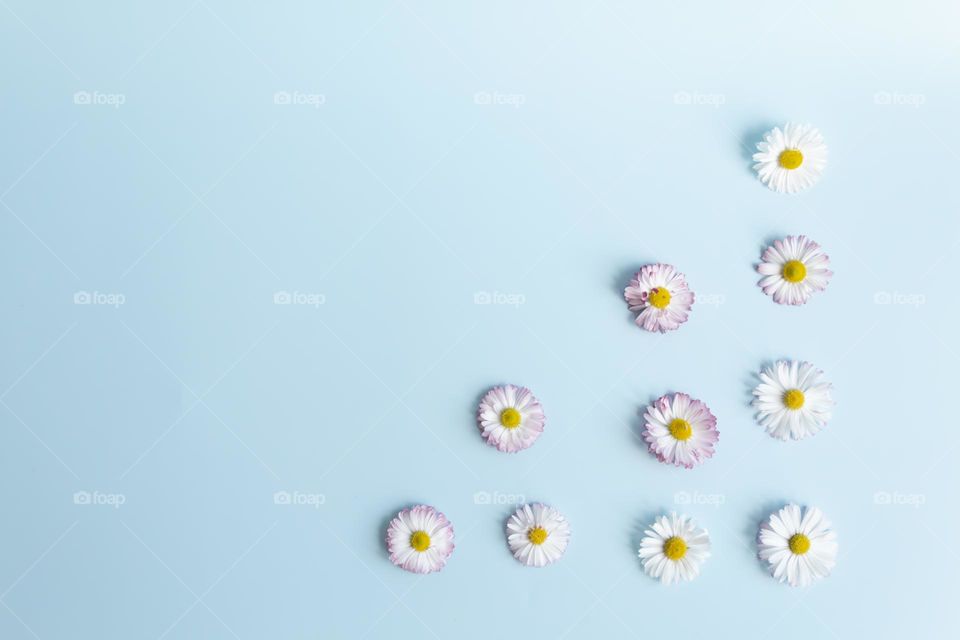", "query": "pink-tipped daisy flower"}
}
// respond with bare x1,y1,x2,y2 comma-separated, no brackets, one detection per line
757,235,832,306
624,264,694,333
477,384,545,452
386,505,455,574
643,393,718,468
